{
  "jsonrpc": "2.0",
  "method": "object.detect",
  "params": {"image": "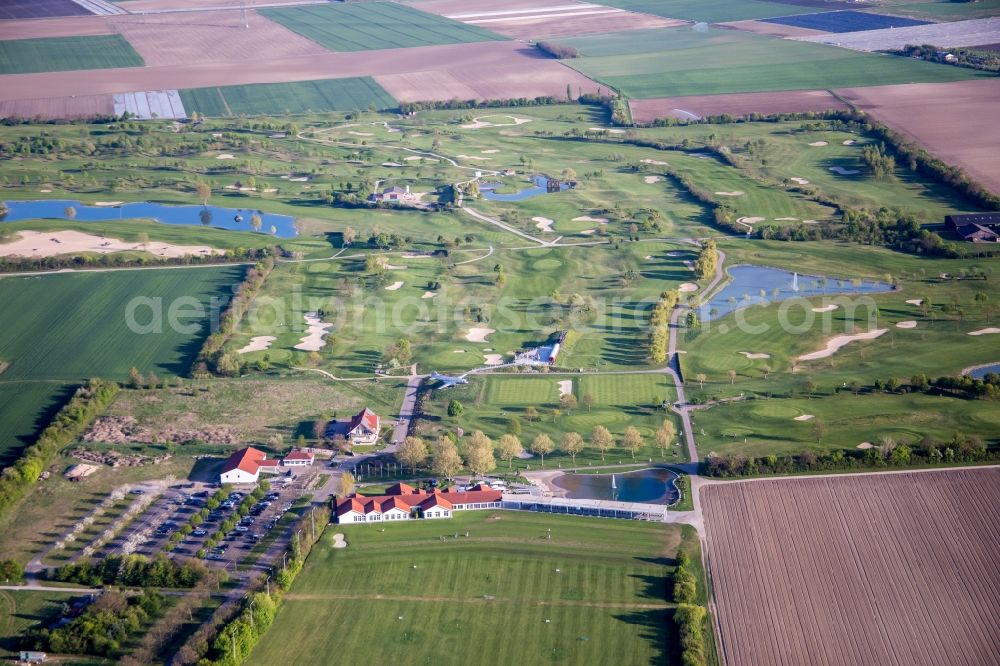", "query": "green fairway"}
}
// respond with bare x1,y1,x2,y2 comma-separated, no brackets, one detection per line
568,28,990,98
0,589,80,659
179,77,397,117
0,267,243,460
598,0,833,22
259,2,505,51
0,35,143,74
578,373,674,406
248,512,683,666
